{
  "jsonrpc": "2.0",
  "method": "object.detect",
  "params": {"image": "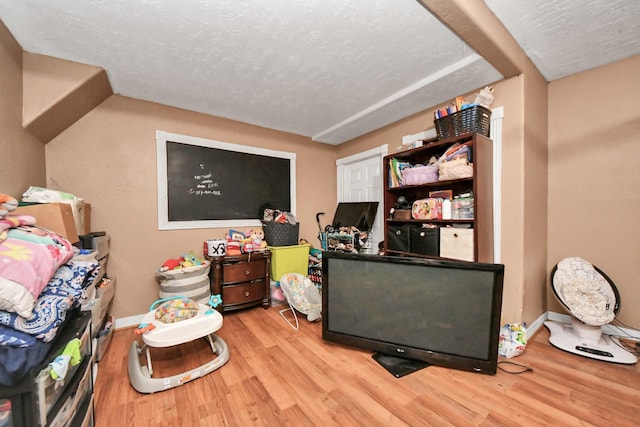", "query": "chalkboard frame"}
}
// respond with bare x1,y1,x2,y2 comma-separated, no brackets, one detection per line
156,130,296,230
